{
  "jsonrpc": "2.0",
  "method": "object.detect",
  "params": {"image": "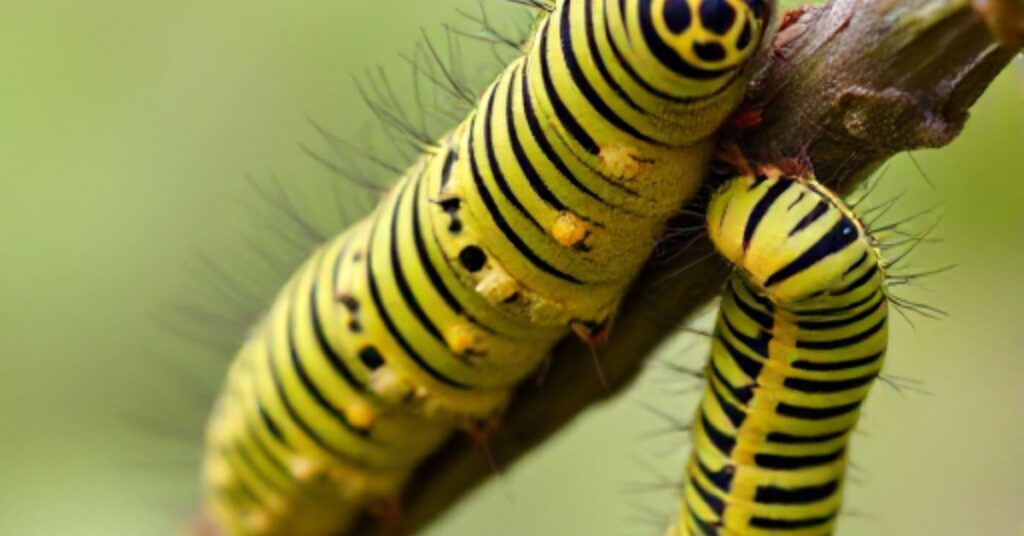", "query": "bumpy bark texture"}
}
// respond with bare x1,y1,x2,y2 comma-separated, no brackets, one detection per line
353,1,1023,534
